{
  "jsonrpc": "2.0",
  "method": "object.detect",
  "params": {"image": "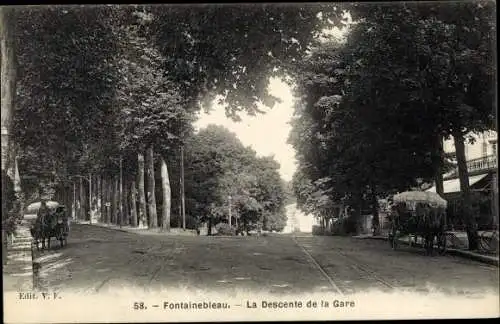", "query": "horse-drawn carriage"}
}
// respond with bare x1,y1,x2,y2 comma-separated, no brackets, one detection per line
29,202,69,251
388,191,448,256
